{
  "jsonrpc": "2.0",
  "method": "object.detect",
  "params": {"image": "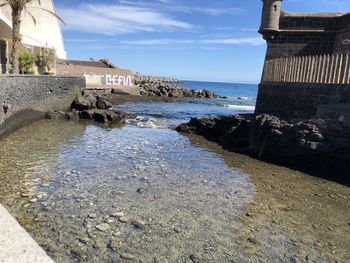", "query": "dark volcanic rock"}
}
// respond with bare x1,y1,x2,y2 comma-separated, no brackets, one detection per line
55,95,127,126
177,114,350,180
71,94,97,111
79,109,126,124
96,98,112,110
135,76,223,99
